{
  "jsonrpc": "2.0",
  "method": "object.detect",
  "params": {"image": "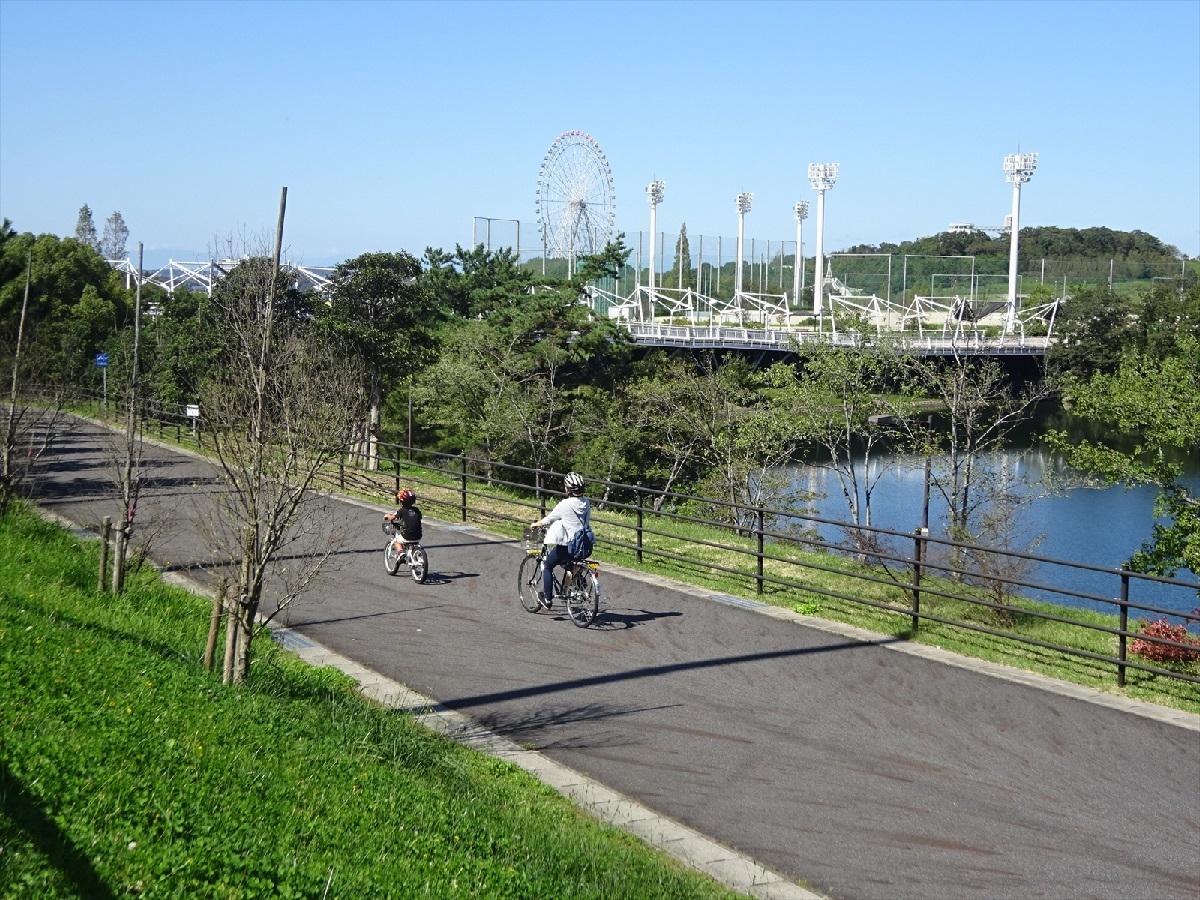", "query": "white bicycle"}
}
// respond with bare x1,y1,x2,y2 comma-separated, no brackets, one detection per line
382,521,429,584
